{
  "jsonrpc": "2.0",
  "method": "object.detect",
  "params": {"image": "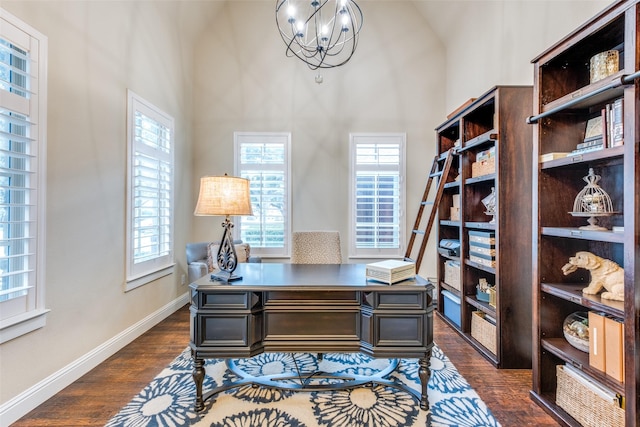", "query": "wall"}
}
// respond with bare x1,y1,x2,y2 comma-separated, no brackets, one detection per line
415,0,614,113
0,0,218,412
190,1,446,279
